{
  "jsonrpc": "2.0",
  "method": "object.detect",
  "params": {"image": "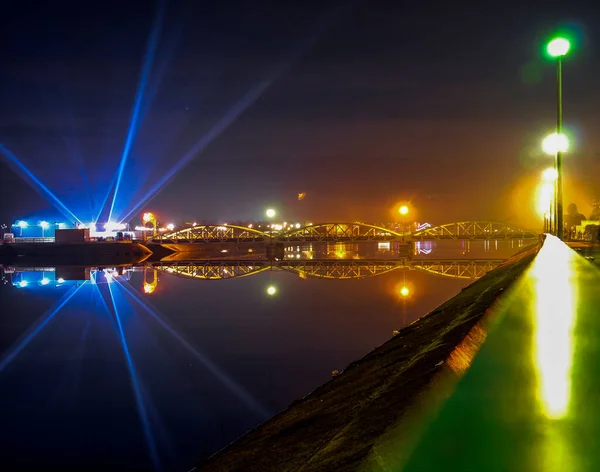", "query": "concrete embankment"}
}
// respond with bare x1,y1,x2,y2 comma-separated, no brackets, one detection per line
196,242,541,472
